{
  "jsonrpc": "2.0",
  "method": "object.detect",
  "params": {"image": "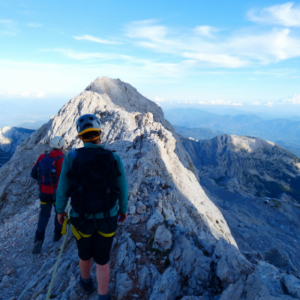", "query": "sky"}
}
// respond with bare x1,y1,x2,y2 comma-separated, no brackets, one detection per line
1,0,300,127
